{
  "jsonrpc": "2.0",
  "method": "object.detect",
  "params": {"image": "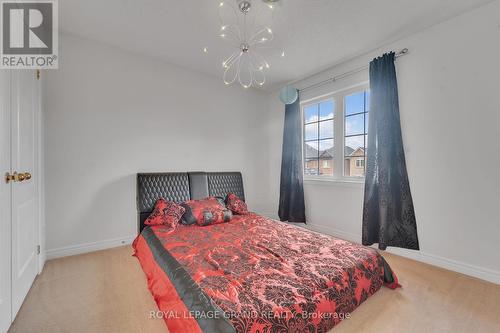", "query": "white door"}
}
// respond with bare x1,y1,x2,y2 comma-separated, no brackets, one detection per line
0,73,12,333
10,70,38,318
